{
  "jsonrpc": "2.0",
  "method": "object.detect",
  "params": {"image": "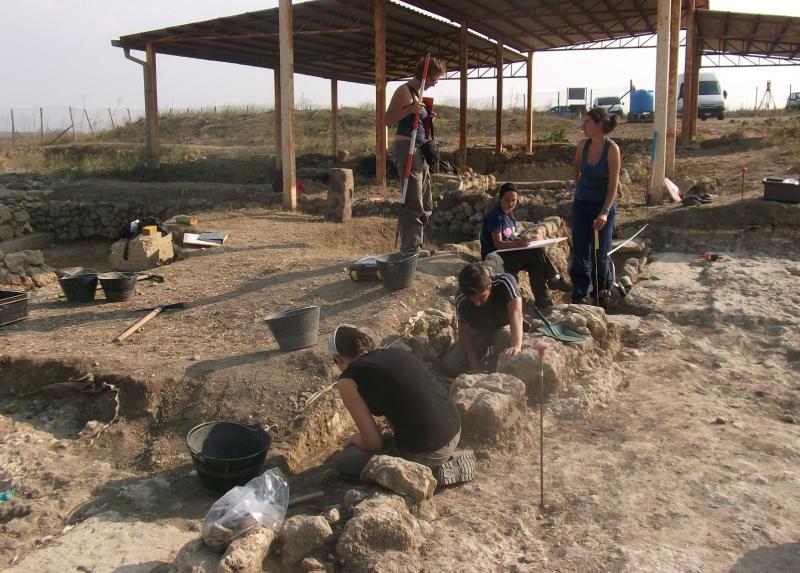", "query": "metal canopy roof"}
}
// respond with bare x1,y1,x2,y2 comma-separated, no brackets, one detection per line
401,0,674,53
112,0,525,85
696,9,800,61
